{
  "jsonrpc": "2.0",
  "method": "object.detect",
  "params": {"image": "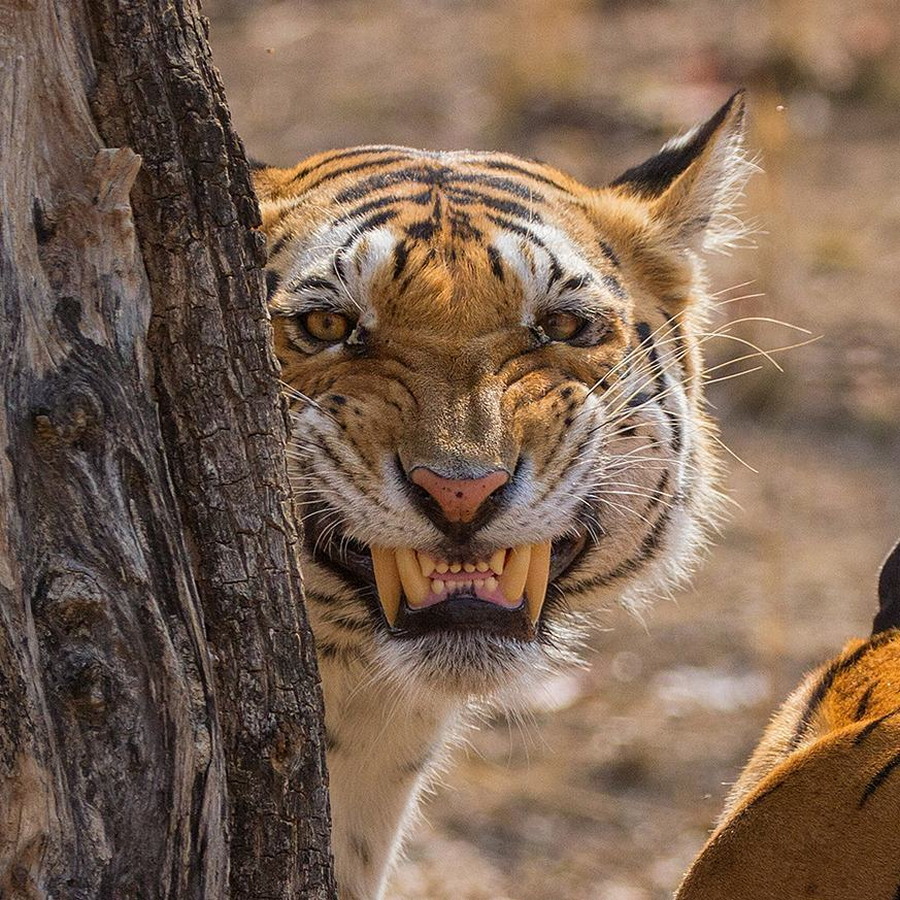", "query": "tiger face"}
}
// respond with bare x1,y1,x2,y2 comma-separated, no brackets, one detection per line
254,93,749,700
